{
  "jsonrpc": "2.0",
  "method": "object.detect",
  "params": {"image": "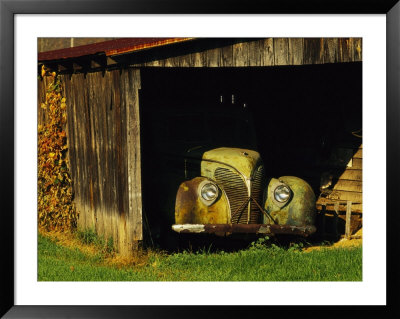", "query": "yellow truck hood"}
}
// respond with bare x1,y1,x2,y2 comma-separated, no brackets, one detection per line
201,147,261,179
